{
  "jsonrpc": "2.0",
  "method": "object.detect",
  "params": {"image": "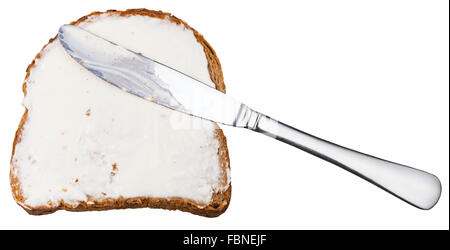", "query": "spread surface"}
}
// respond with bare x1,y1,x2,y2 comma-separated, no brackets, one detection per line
12,14,227,208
